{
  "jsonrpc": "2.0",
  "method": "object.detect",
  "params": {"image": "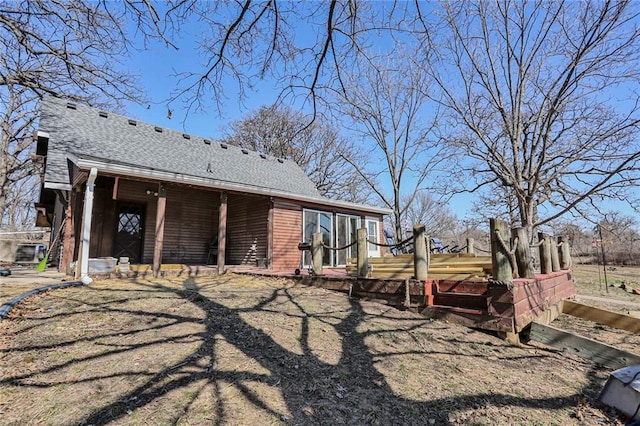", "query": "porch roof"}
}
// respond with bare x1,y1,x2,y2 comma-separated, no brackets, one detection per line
38,97,391,215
